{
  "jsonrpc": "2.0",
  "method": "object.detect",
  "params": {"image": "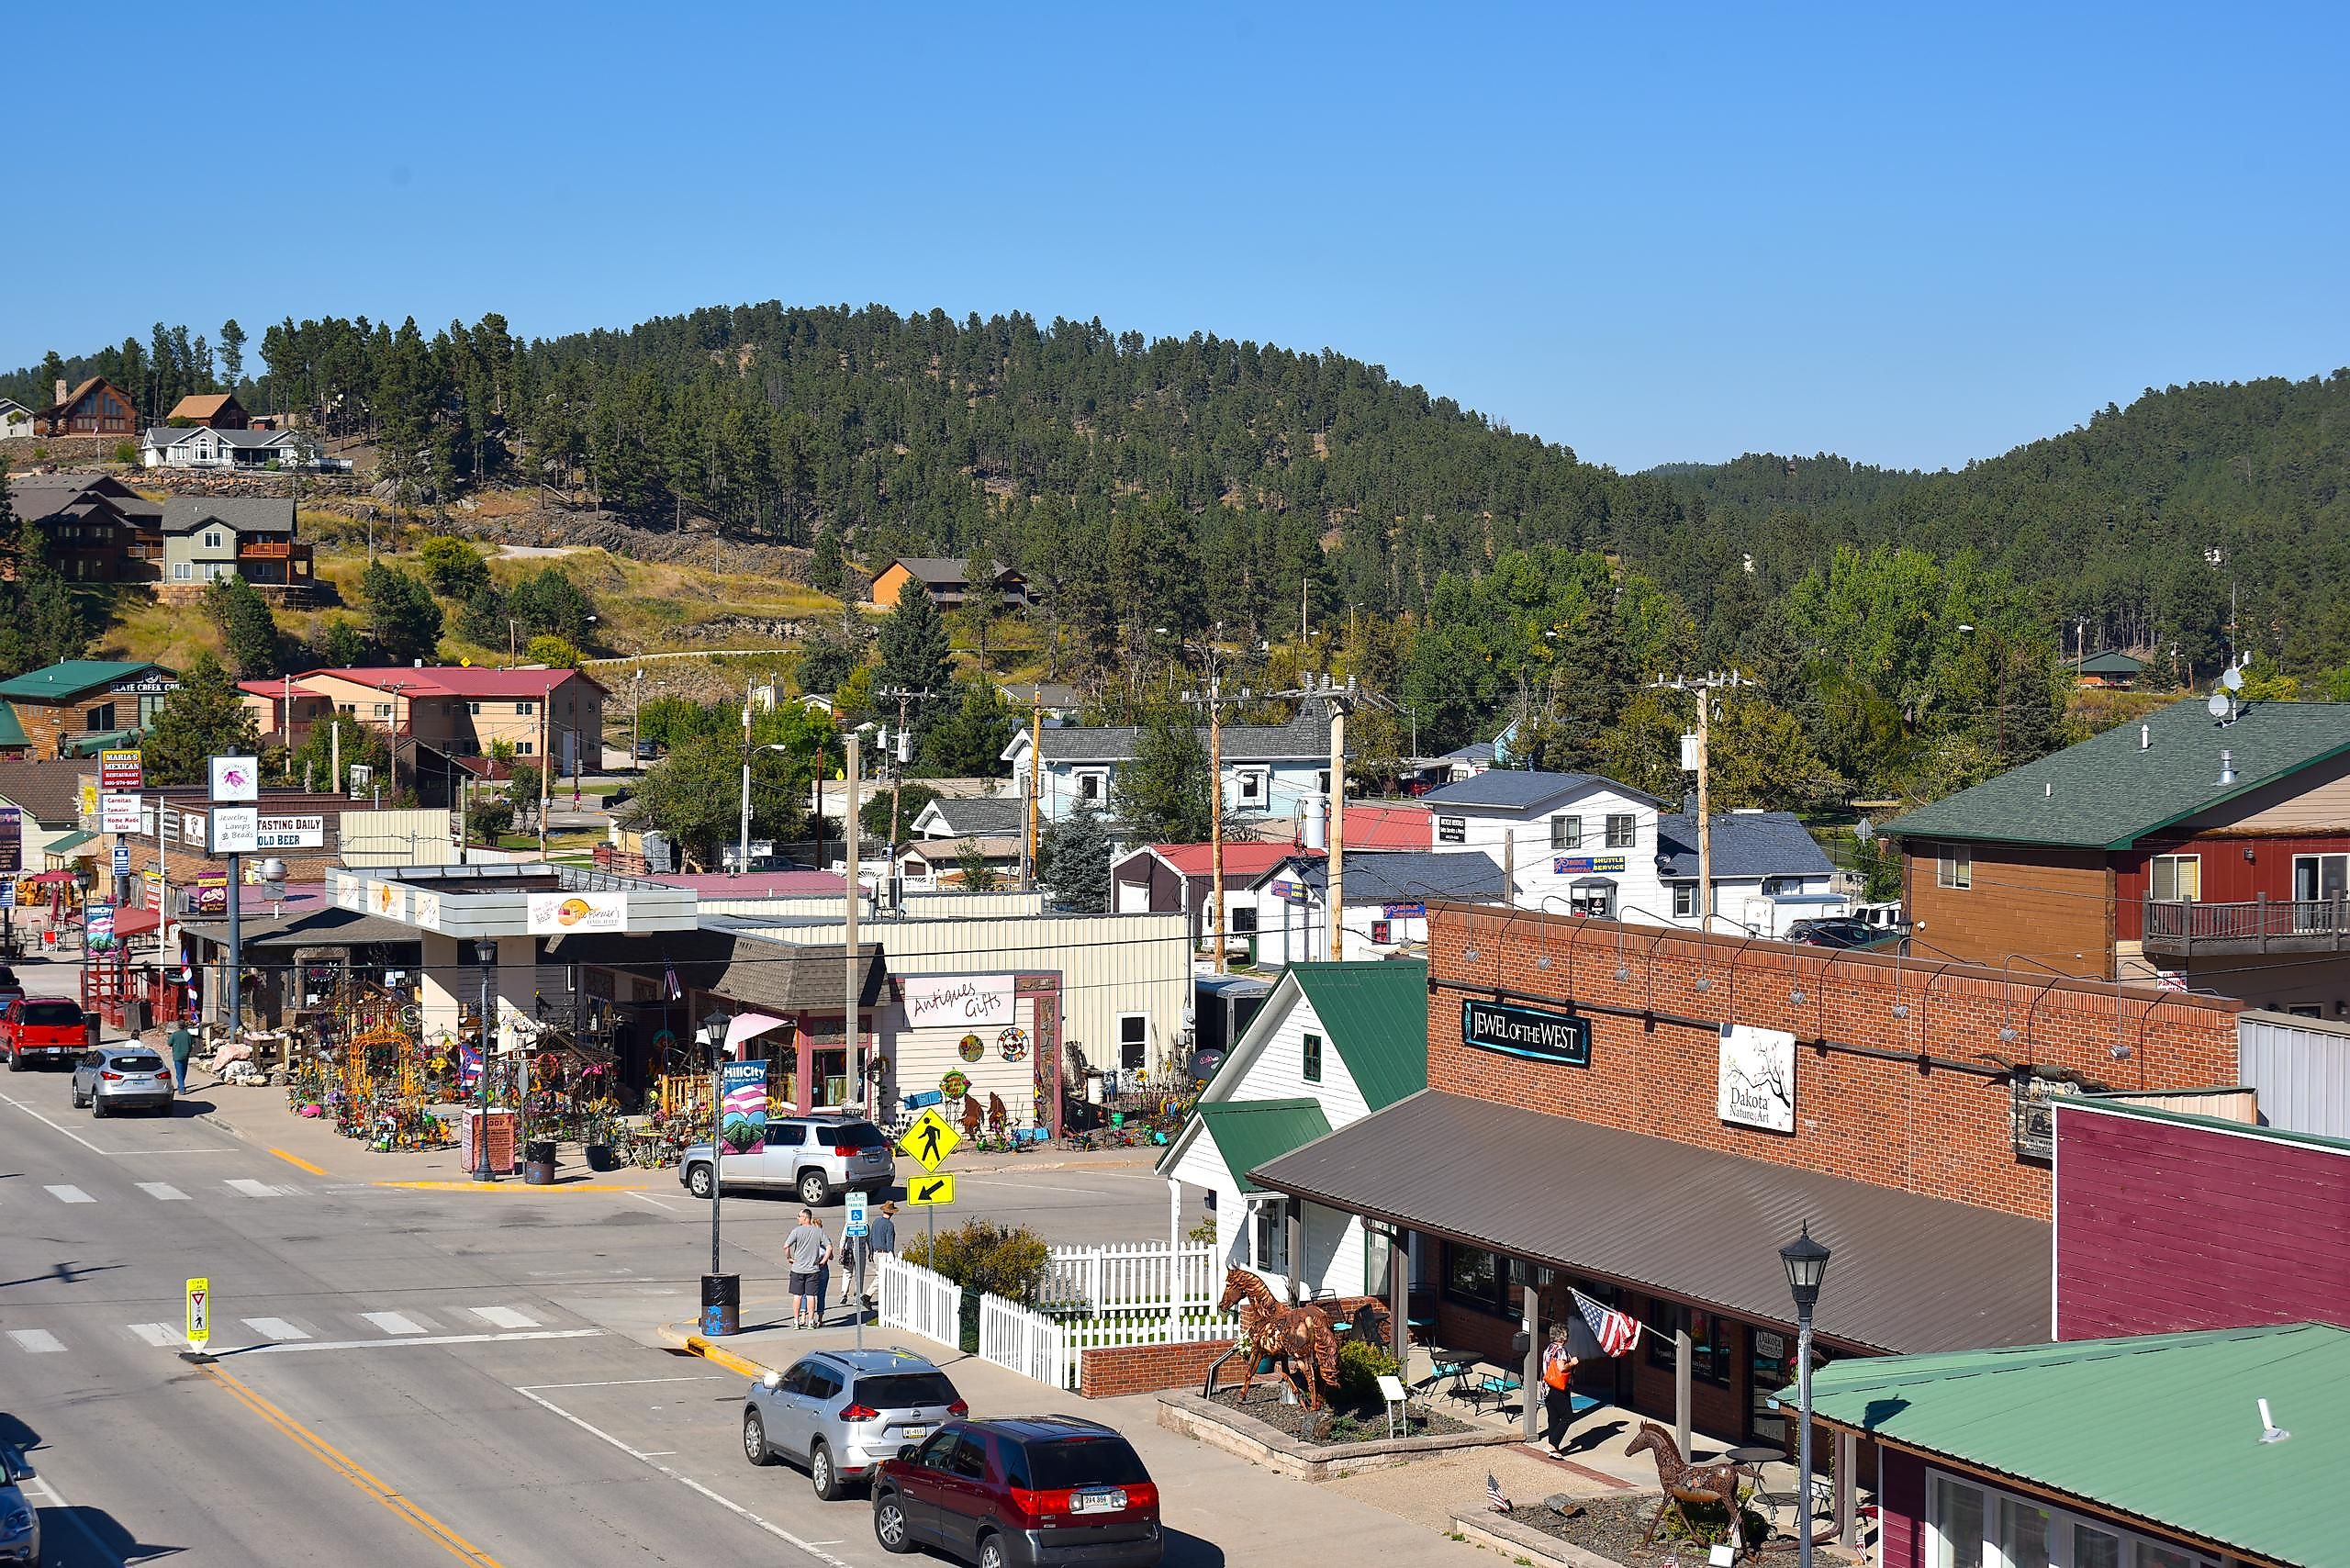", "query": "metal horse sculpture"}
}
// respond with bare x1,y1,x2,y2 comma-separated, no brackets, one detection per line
1625,1421,1751,1554
1217,1268,1341,1411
